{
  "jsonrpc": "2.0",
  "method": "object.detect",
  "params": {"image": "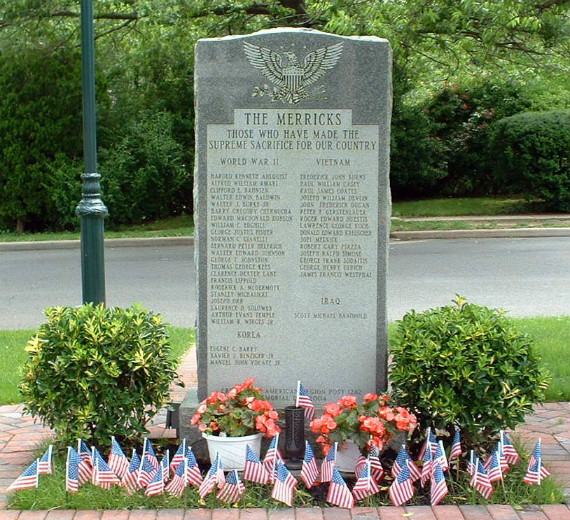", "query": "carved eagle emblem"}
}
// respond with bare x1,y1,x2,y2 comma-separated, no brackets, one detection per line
243,41,344,104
